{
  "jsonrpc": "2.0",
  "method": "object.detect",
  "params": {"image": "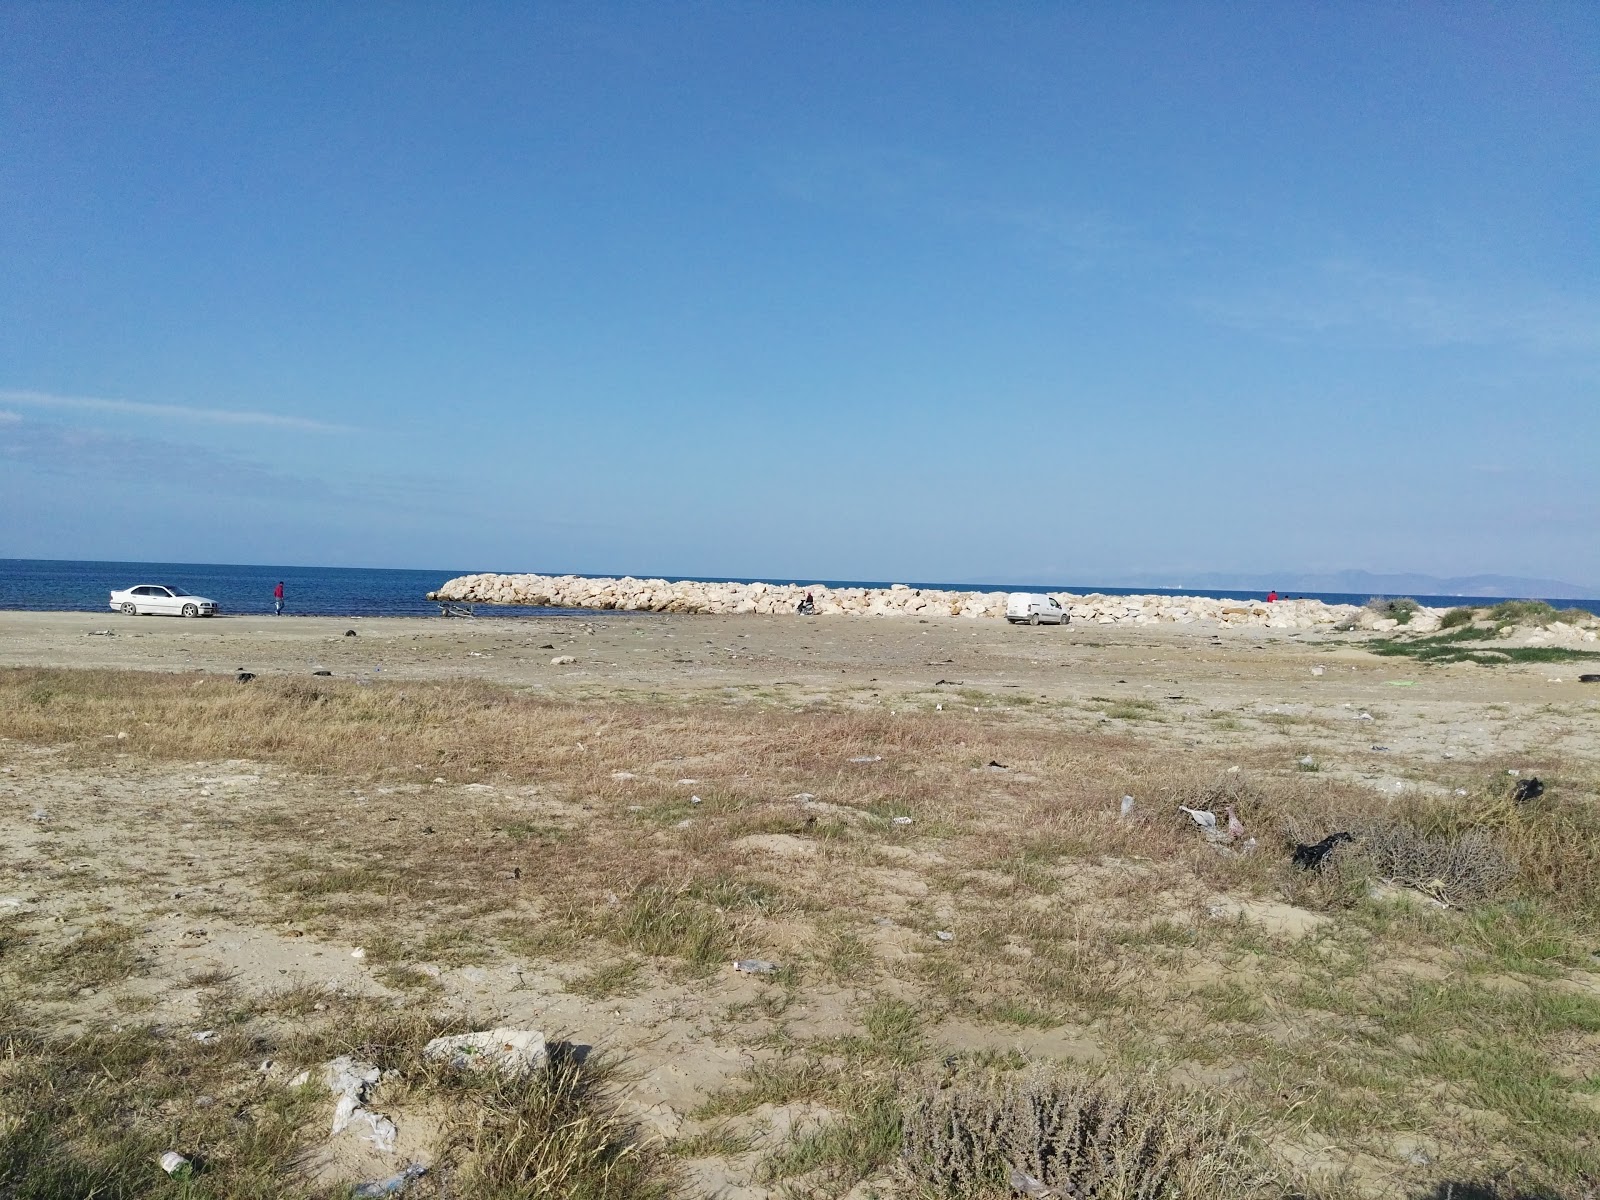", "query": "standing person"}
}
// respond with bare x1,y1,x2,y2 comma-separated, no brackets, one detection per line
273,581,285,616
